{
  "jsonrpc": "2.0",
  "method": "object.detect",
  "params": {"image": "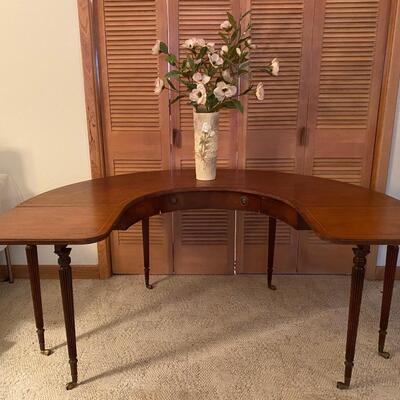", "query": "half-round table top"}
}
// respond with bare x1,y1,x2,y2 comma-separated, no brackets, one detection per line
0,169,399,245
